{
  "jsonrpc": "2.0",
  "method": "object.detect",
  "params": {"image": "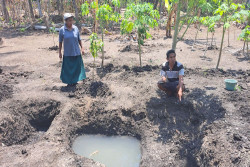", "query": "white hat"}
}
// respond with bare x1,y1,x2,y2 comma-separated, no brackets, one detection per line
64,13,74,20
